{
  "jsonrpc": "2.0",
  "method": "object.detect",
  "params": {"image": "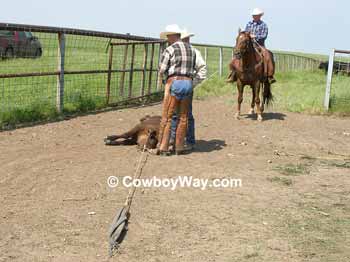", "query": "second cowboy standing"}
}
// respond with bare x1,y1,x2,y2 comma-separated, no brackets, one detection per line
170,29,207,152
157,24,196,156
